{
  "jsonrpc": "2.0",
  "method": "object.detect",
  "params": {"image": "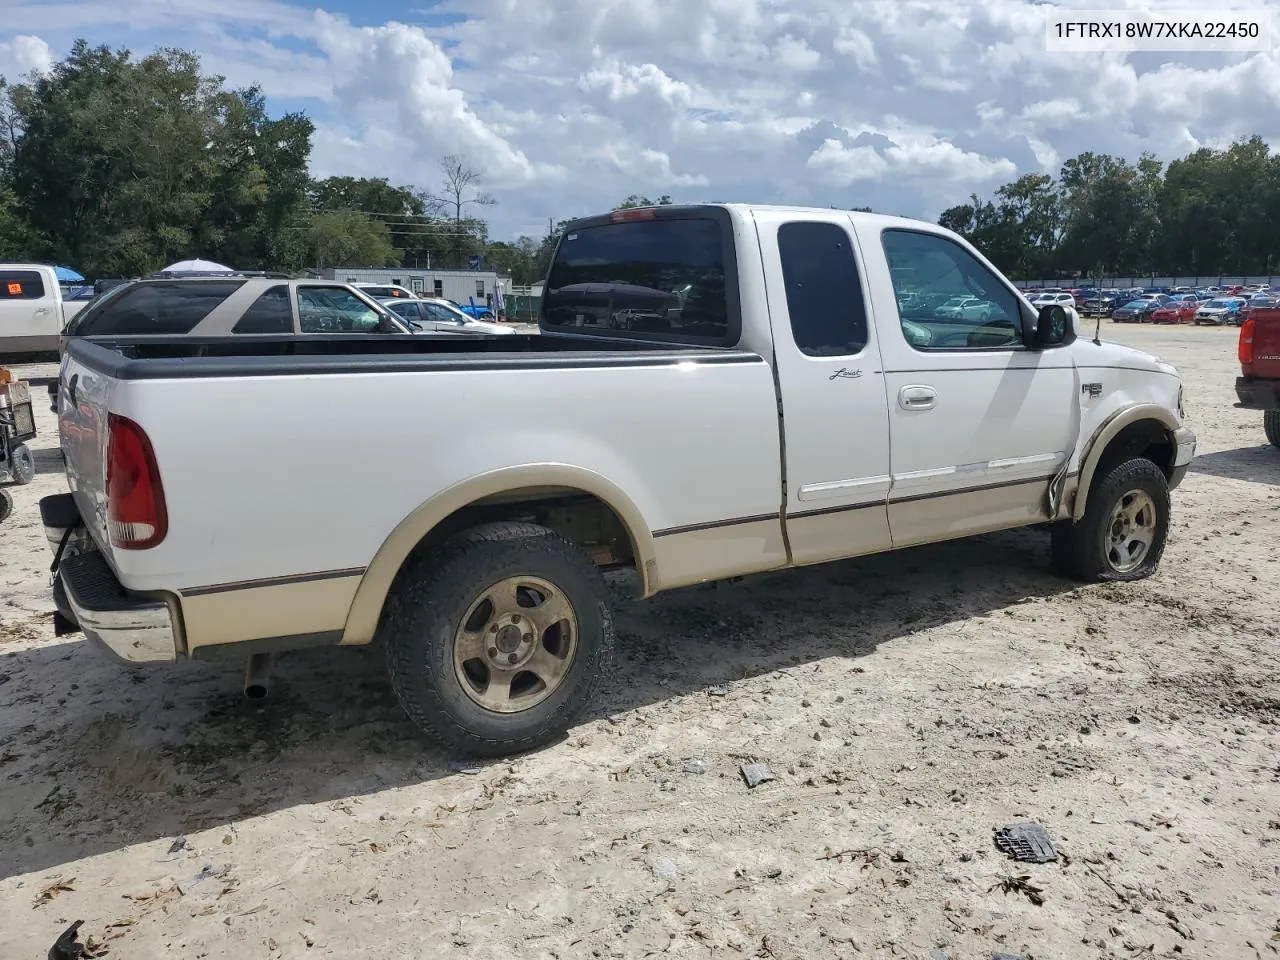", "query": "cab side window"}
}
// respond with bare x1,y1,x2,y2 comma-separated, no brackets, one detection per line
881,230,1023,351
298,287,393,333
777,221,869,357
0,270,47,300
